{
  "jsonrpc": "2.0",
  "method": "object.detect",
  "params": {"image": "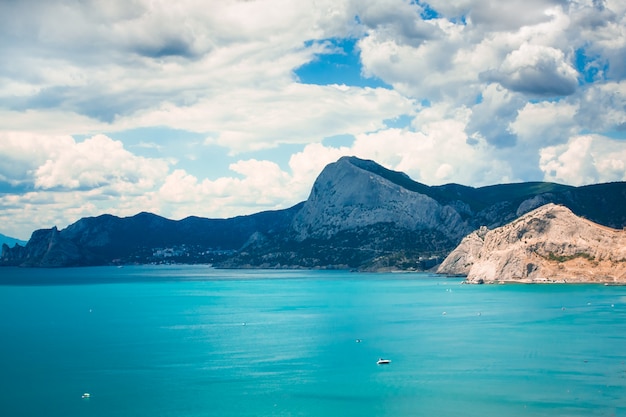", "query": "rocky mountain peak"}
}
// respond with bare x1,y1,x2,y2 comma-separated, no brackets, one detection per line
290,156,467,241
